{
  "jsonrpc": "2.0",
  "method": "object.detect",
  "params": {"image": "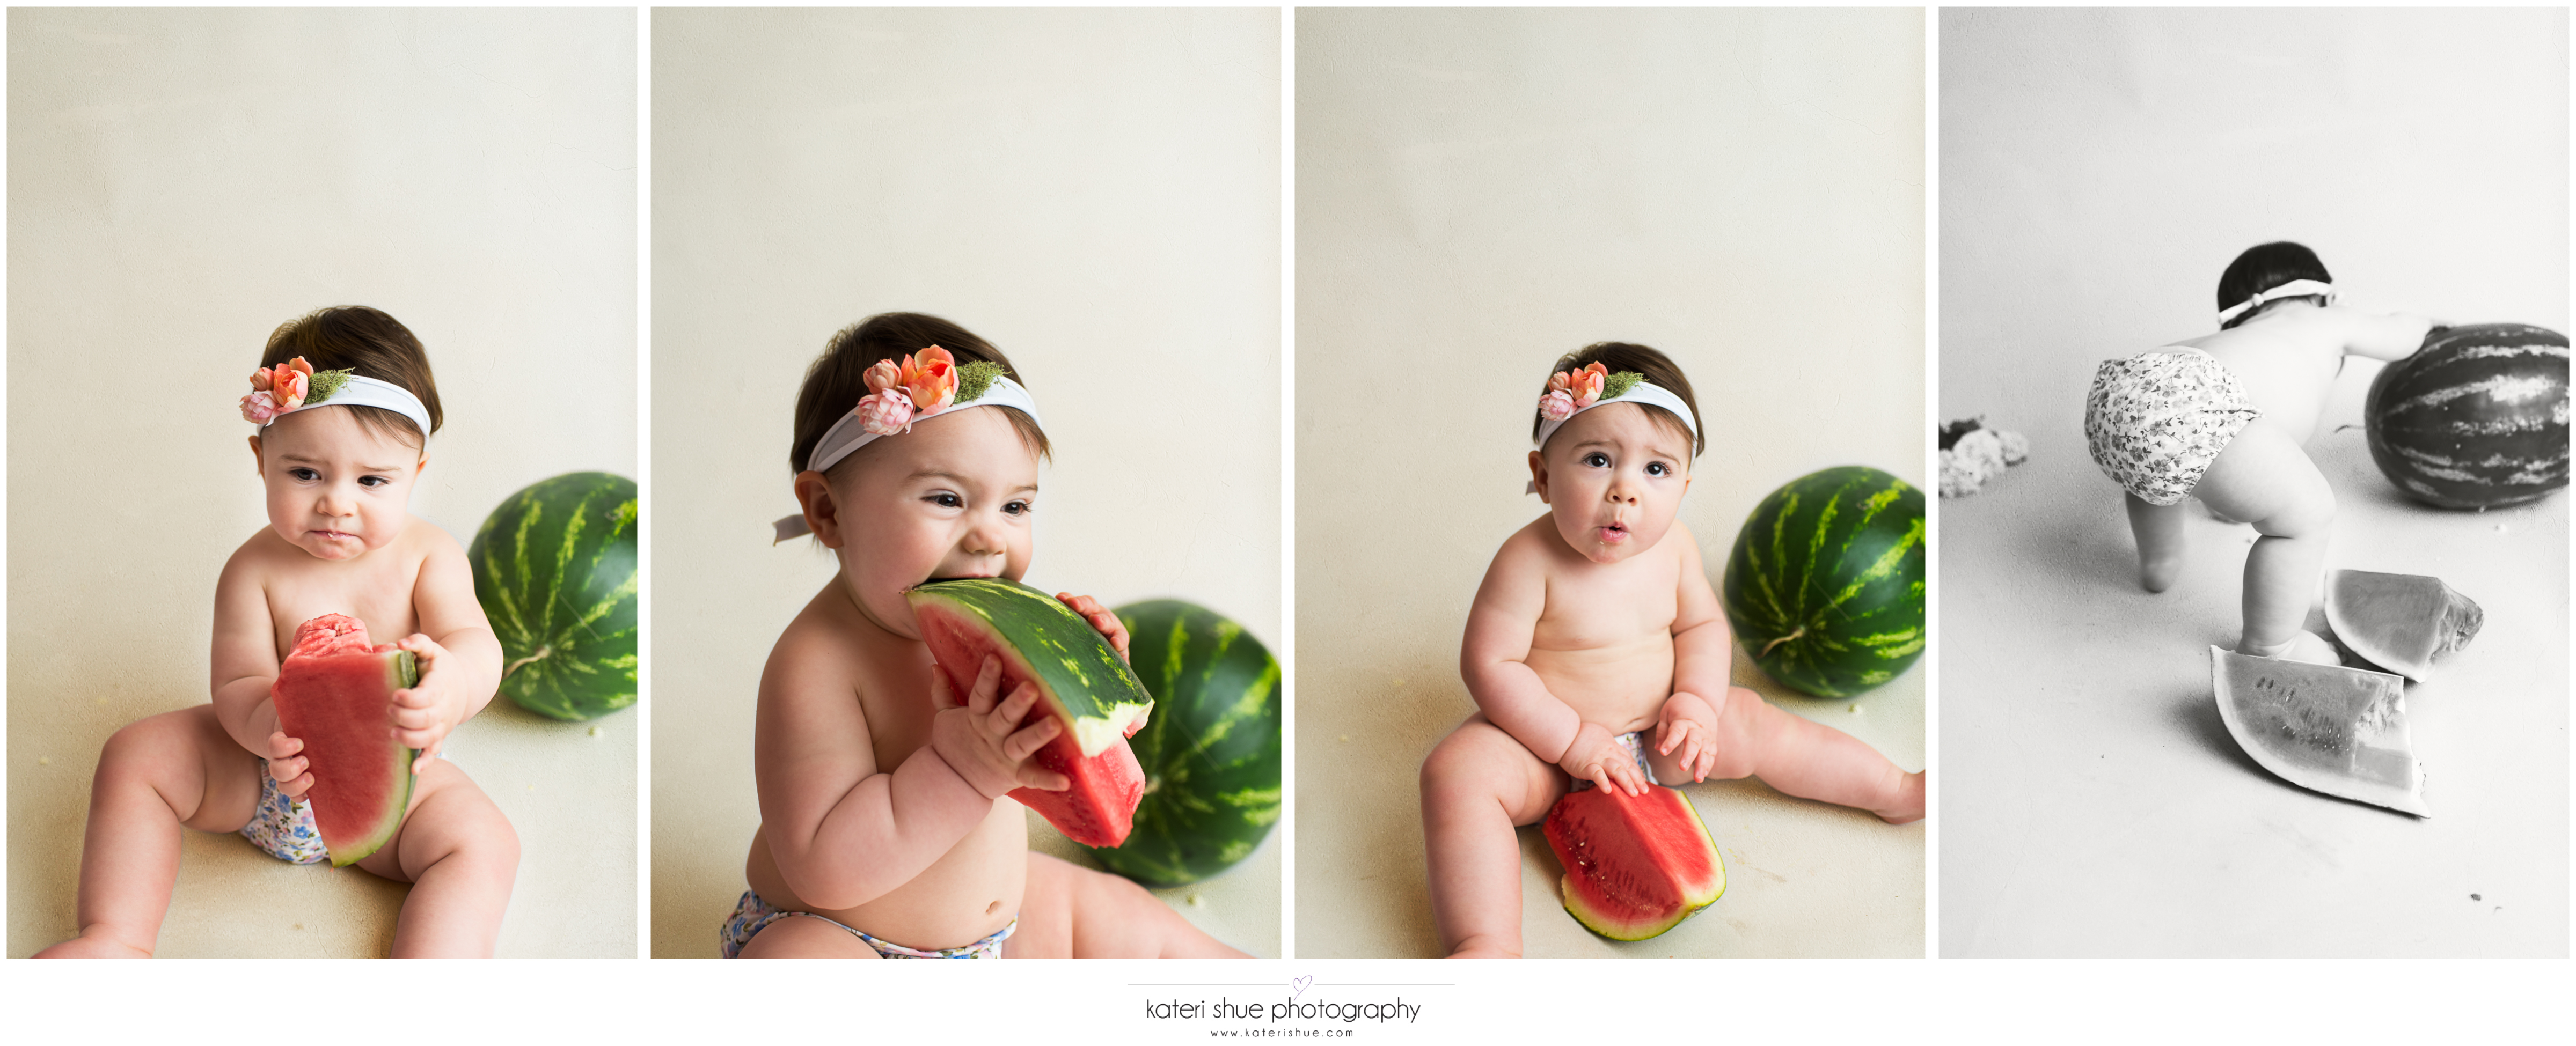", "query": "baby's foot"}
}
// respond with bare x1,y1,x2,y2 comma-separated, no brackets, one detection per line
1875,770,1926,825
32,931,151,959
2139,555,2183,593
2240,630,2340,667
